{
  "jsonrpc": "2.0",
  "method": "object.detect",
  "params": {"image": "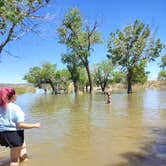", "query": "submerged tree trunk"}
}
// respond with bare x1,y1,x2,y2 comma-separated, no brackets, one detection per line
73,81,79,94
127,70,132,93
85,63,93,93
85,83,88,92
48,79,56,94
